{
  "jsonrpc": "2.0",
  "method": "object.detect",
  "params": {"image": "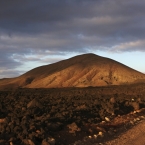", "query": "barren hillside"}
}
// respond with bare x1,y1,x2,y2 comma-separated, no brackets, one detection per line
0,53,145,89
